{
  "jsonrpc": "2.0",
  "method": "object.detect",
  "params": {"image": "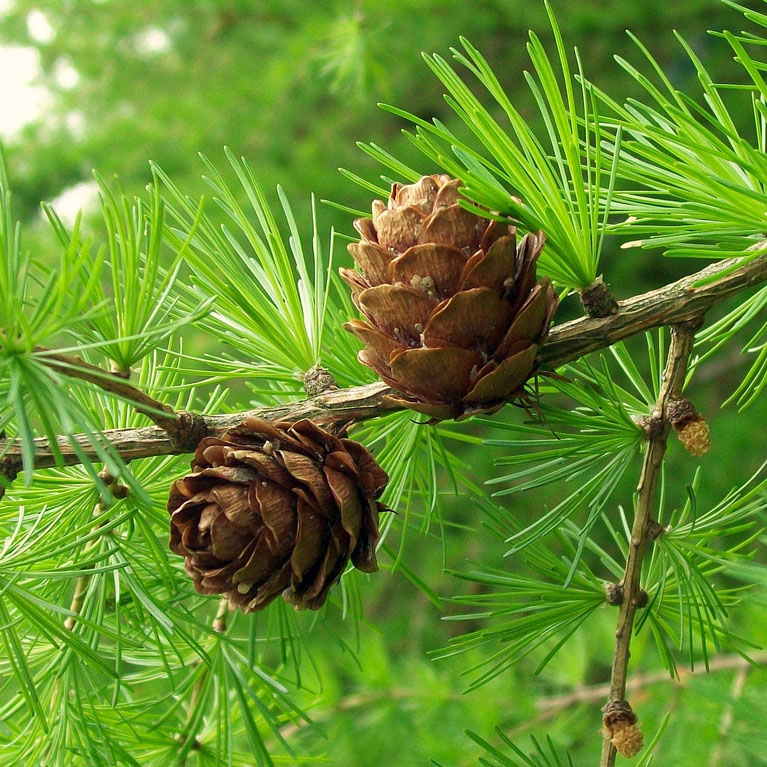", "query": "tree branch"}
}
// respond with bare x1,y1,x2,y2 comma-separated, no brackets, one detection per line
2,252,766,476
272,651,767,746
599,318,699,767
35,348,206,446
